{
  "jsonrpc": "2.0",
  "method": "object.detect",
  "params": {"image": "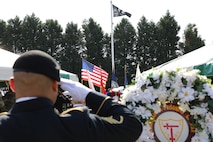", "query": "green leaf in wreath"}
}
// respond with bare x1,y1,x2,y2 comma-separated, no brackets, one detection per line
147,72,153,79
207,99,213,114
181,77,187,86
